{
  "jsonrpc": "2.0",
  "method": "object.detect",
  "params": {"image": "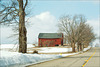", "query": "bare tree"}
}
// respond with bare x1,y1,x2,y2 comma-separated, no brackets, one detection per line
0,0,28,53
76,22,95,51
58,15,78,52
58,15,96,52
